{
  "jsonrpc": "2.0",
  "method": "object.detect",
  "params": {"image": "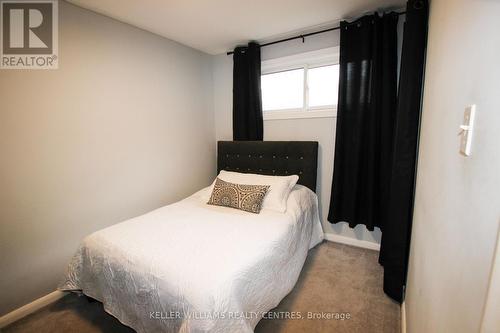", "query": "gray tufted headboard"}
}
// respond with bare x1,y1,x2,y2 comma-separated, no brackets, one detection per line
217,141,319,192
